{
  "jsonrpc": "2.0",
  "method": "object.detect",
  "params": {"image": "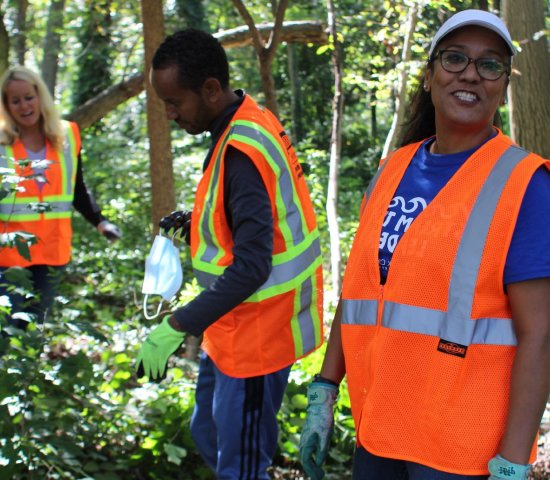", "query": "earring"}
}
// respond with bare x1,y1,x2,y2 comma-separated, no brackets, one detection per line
423,84,429,92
